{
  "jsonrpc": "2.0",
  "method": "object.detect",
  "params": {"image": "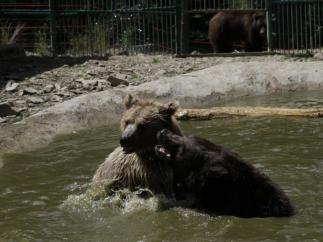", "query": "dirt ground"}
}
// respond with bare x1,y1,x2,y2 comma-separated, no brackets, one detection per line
0,54,317,127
